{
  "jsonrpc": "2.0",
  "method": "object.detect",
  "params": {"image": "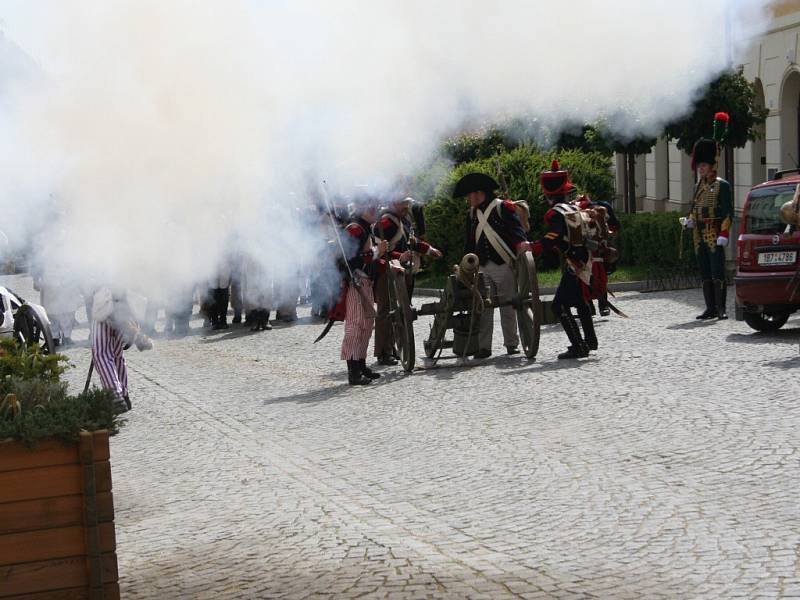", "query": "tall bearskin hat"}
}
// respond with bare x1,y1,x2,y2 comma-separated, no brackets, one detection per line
540,159,575,199
691,112,730,171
